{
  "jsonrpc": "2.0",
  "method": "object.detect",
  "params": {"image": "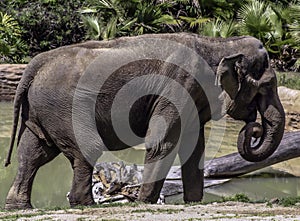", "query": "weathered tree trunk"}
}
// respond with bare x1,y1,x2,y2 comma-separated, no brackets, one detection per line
204,131,300,178
92,131,300,202
0,64,26,101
